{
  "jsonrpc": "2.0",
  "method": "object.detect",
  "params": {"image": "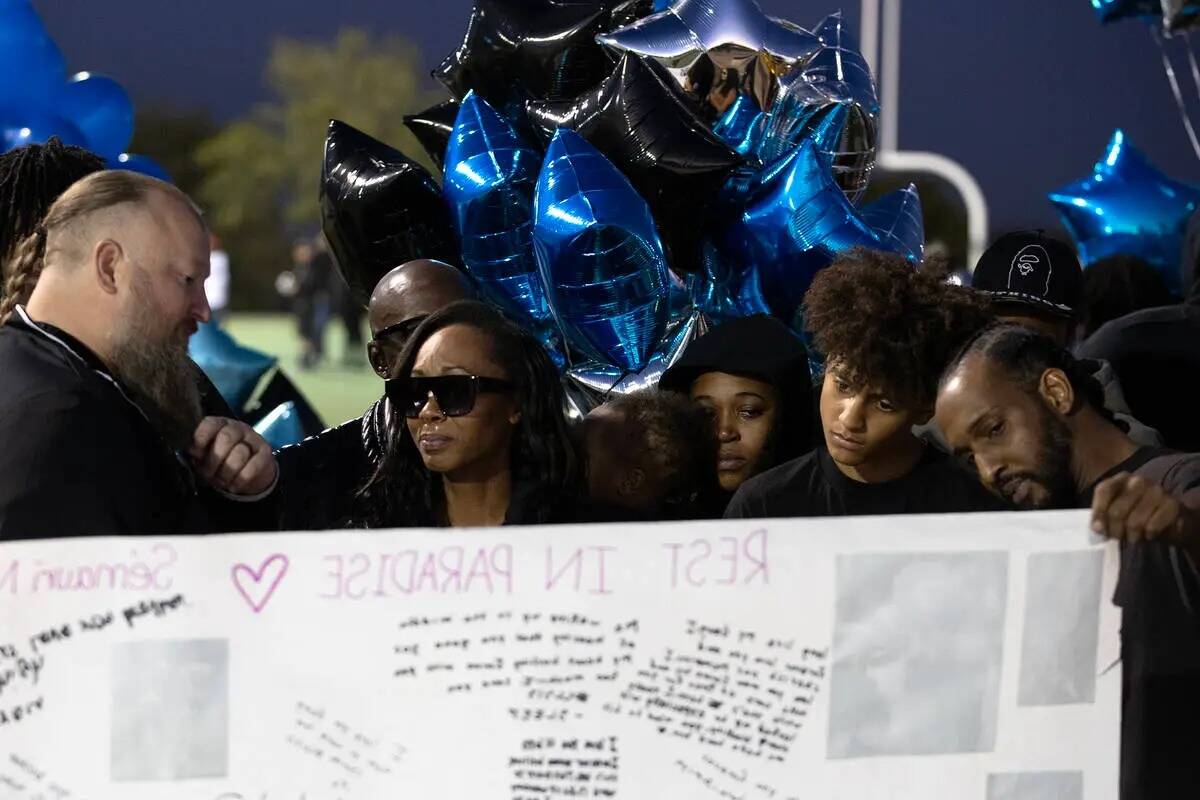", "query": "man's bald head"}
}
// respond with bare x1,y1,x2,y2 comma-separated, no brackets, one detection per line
368,259,475,332
366,259,476,378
